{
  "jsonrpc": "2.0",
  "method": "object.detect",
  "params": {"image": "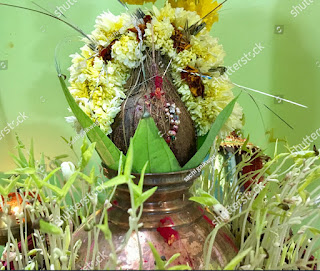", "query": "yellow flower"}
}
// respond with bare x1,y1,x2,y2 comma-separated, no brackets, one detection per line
168,0,221,30
111,33,145,69
122,0,156,4
69,4,243,137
